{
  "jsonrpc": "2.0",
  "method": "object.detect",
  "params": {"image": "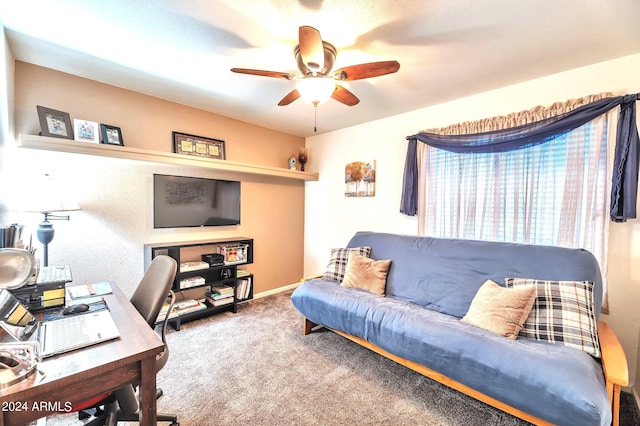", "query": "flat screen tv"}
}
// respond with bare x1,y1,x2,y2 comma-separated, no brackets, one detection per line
153,174,241,228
